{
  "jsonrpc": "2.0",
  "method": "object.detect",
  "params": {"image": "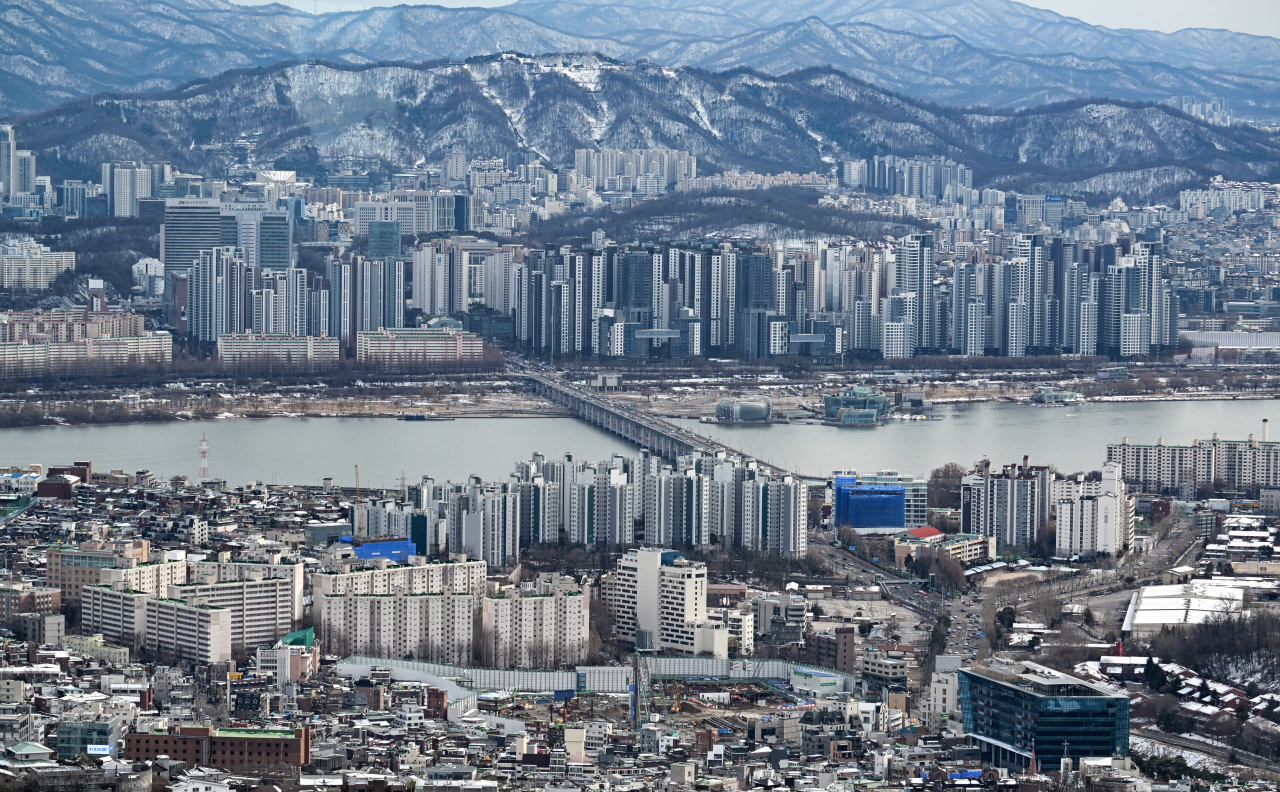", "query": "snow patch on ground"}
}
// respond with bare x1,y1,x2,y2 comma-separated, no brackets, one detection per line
1130,735,1224,772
